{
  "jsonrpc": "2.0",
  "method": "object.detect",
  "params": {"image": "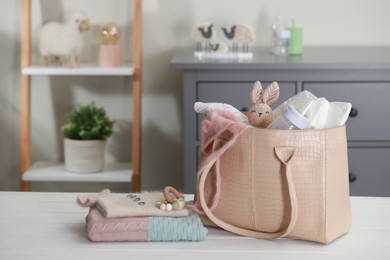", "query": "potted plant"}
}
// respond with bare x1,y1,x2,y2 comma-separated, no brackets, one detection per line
61,102,115,173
